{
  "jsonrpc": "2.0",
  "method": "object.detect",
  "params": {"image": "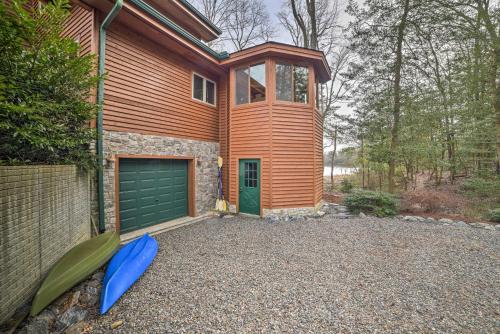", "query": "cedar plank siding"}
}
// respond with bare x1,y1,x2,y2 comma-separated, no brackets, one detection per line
271,103,315,208
103,24,220,142
229,104,272,209
62,3,95,56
